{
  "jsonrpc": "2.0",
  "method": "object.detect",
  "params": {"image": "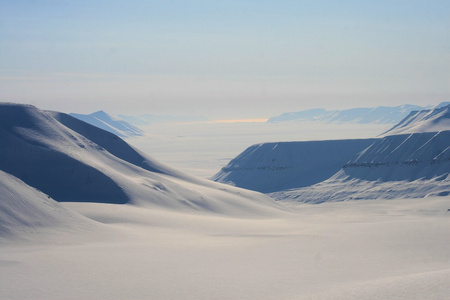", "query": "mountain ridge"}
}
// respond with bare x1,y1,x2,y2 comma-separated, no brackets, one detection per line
70,110,143,137
381,104,450,136
216,104,450,202
267,104,432,124
0,102,282,216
